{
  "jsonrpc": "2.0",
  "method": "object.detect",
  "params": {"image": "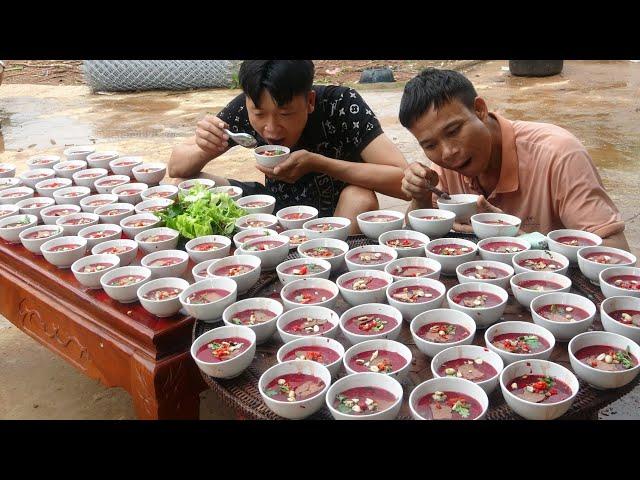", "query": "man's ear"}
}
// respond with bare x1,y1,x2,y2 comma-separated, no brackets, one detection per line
474,97,489,121
307,90,316,114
